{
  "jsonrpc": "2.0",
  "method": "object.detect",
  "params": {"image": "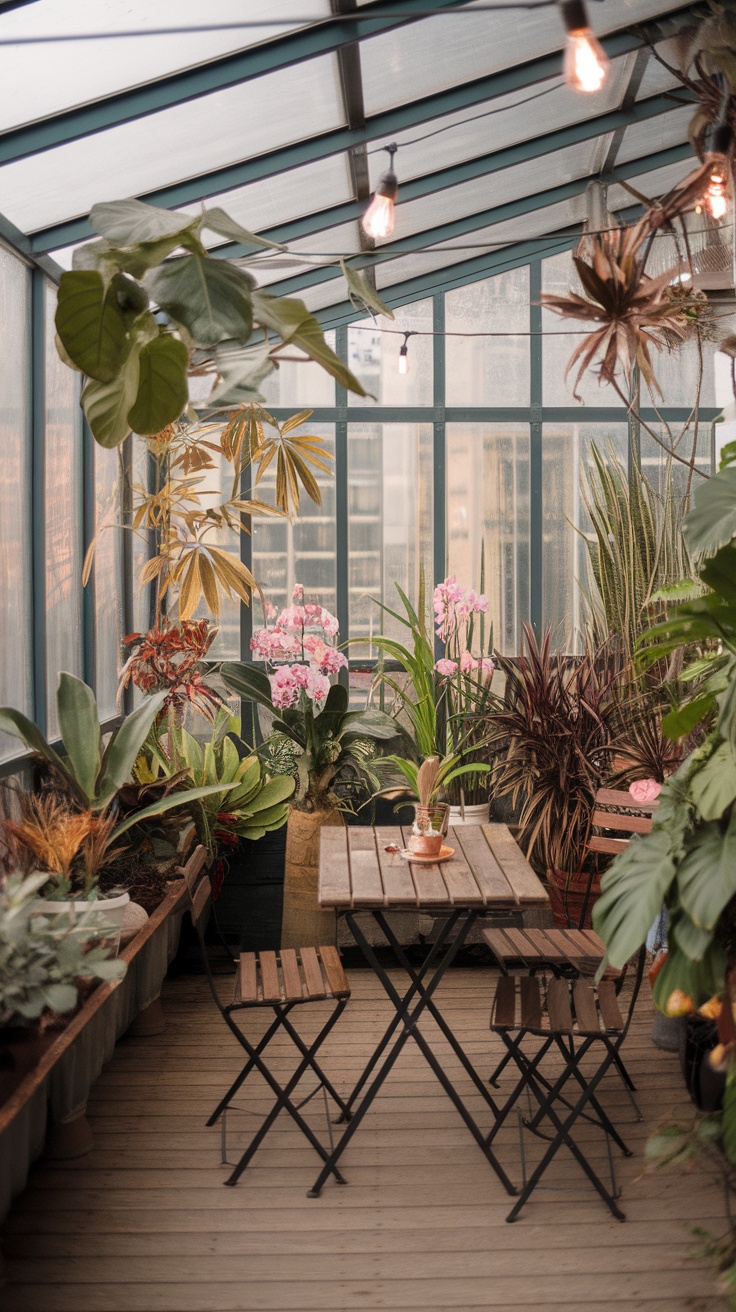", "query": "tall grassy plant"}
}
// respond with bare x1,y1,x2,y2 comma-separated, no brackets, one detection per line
579,441,691,669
